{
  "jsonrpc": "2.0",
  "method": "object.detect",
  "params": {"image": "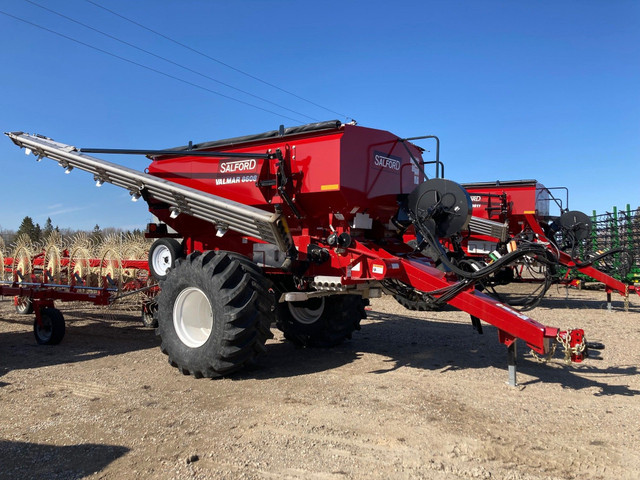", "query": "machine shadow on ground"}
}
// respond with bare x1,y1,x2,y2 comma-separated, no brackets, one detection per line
0,303,159,381
2,299,638,396
243,310,640,396
479,284,640,313
0,440,129,480
536,295,640,312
